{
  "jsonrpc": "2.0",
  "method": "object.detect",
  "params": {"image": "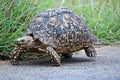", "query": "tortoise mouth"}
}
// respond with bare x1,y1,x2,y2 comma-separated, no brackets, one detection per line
16,41,26,47
16,43,24,46
16,44,28,48
16,41,21,45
